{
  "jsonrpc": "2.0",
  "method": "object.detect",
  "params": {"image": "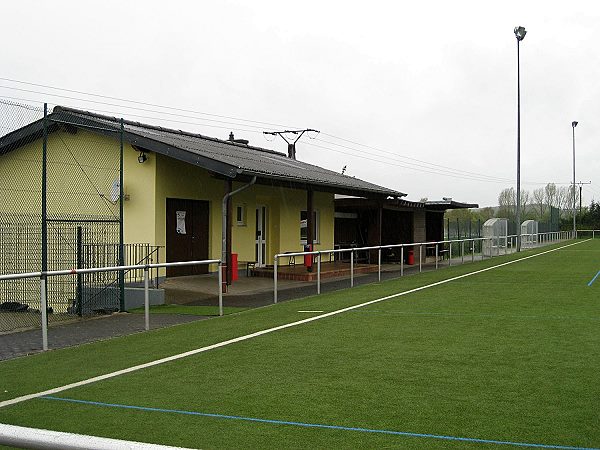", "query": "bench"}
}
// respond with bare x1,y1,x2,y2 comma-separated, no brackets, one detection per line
246,261,256,277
